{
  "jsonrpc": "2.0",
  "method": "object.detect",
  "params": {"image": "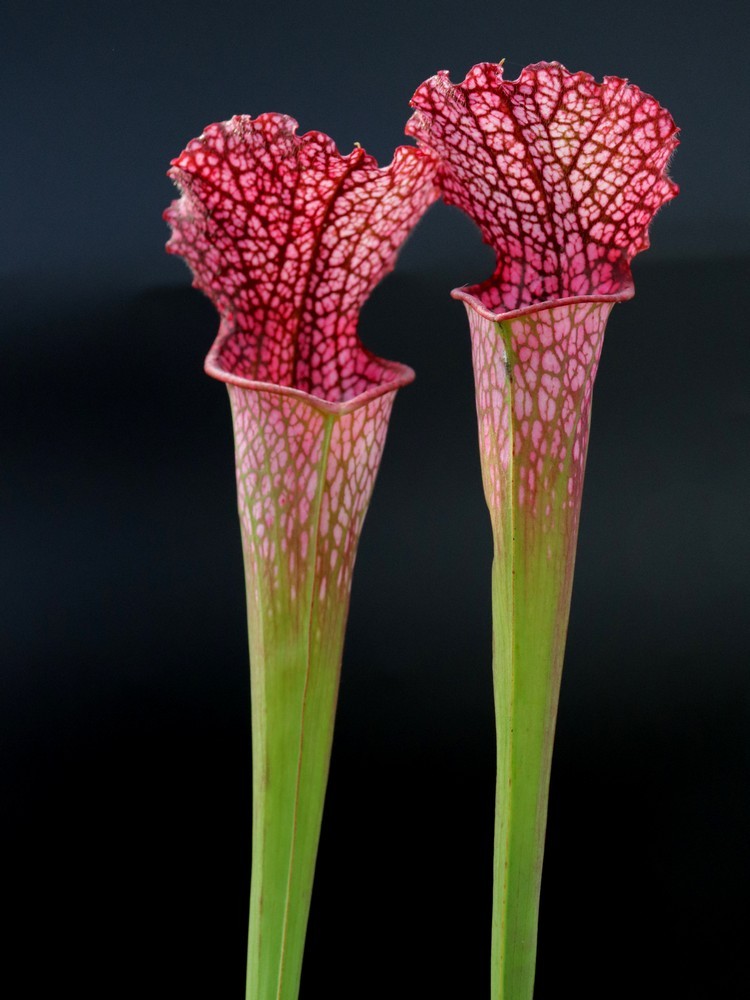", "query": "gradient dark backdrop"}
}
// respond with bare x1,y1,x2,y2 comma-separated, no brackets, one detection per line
3,2,749,997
